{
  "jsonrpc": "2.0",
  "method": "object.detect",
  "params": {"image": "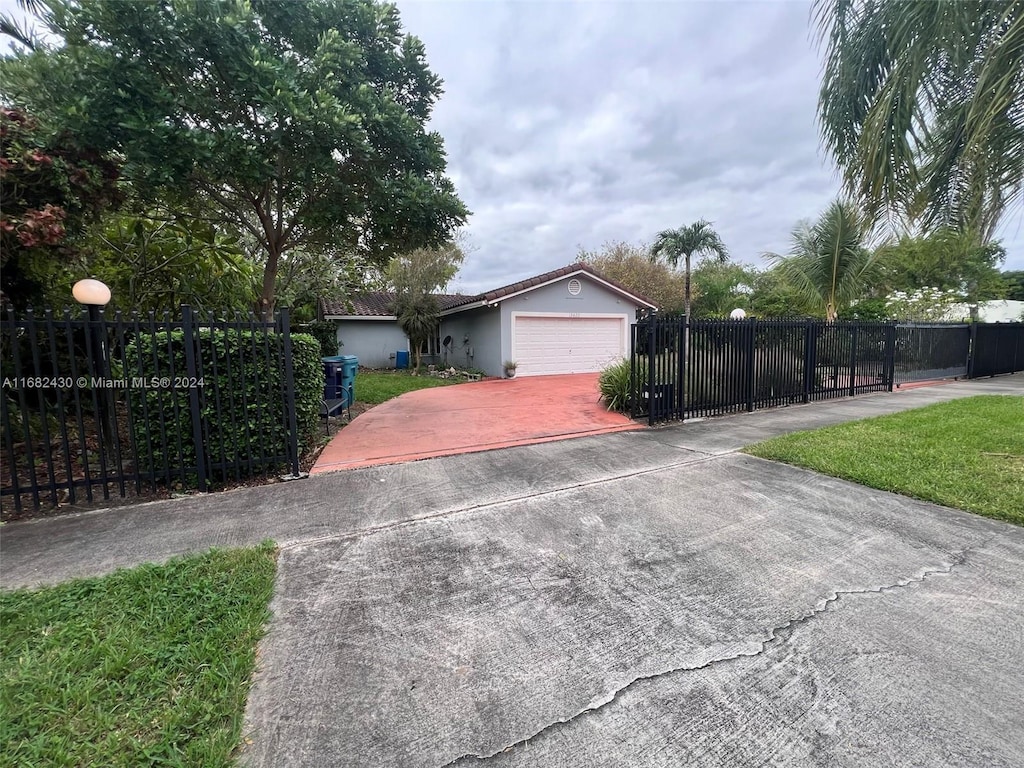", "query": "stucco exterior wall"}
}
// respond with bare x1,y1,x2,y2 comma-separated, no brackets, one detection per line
440,306,502,376
335,320,407,369
498,276,642,364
